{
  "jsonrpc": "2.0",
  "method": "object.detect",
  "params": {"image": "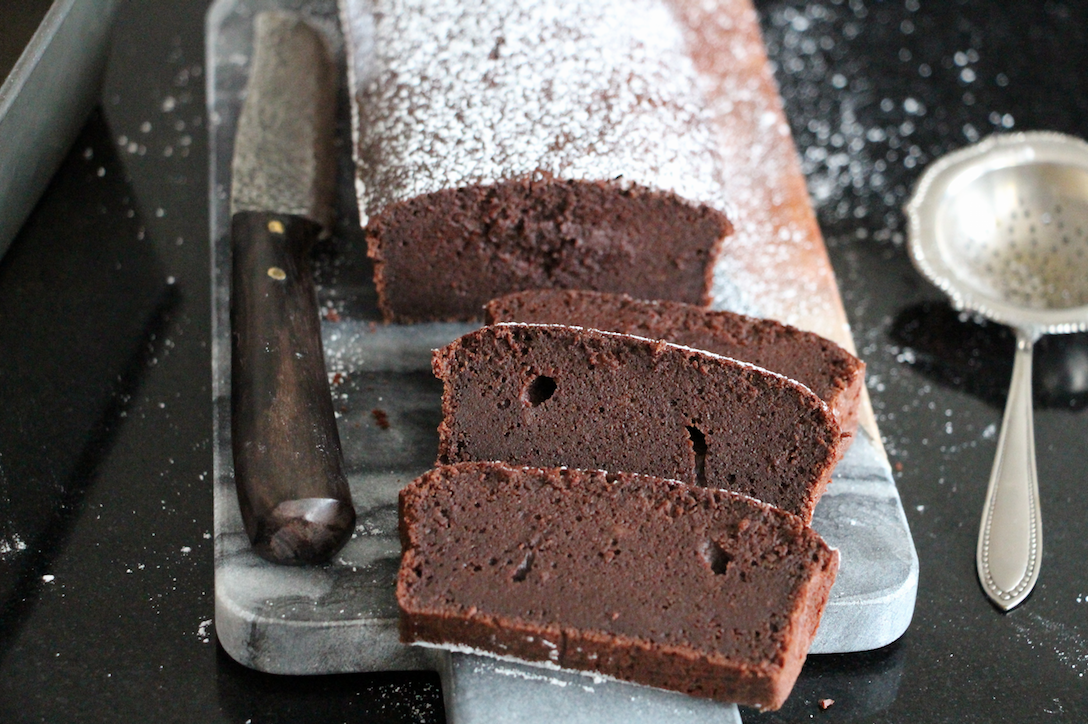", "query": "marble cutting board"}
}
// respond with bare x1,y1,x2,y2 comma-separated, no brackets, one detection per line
206,0,918,721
